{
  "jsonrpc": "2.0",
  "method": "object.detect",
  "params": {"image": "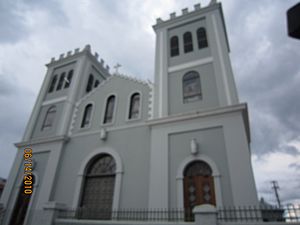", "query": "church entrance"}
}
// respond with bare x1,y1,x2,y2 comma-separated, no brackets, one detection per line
80,154,116,220
183,161,215,221
9,176,34,225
